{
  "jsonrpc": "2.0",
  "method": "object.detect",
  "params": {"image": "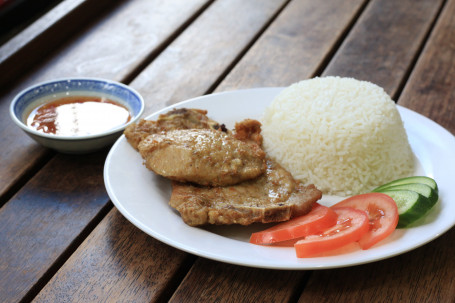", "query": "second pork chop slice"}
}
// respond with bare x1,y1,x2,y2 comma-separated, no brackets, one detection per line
138,129,266,186
169,158,322,226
